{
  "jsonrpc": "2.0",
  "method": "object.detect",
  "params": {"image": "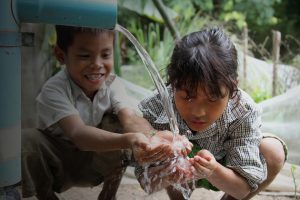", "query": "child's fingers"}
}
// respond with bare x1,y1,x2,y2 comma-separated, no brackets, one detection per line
192,161,210,178
147,163,171,177
197,149,213,161
138,144,173,164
